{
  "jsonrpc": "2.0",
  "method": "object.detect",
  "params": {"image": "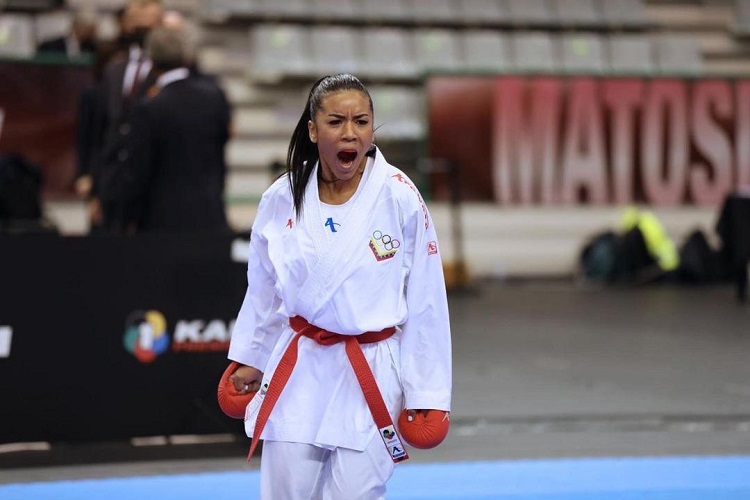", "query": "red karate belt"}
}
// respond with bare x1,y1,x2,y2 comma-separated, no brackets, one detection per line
247,316,409,463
